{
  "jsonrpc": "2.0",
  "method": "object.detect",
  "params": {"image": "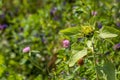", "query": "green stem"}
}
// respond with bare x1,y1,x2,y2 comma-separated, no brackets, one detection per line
92,42,99,80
